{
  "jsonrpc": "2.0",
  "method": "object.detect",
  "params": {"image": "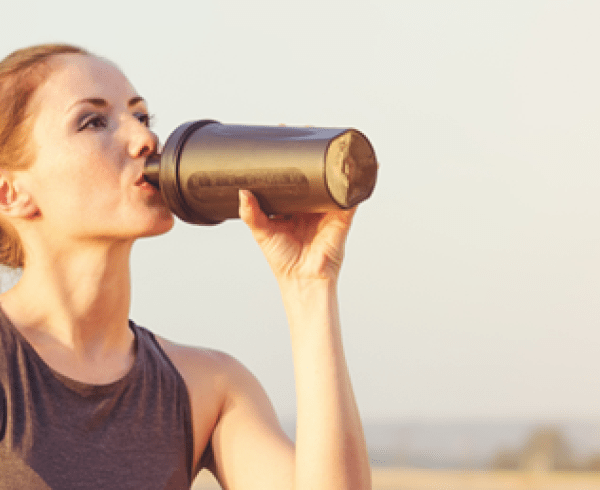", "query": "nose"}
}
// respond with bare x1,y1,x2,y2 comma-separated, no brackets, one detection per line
128,120,158,159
